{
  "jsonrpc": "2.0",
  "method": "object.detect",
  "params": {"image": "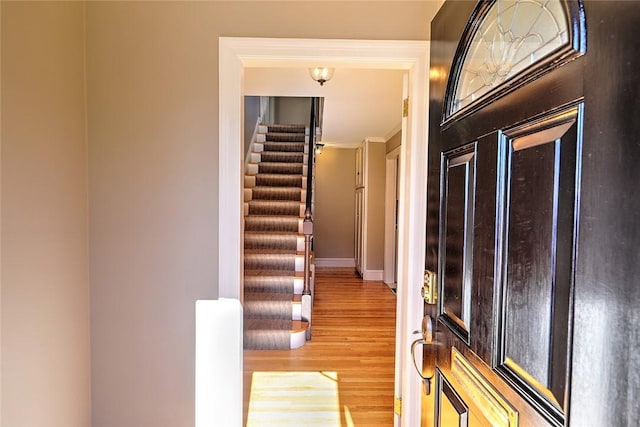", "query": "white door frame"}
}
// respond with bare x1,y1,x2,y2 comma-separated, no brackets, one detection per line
218,37,429,427
384,145,401,285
